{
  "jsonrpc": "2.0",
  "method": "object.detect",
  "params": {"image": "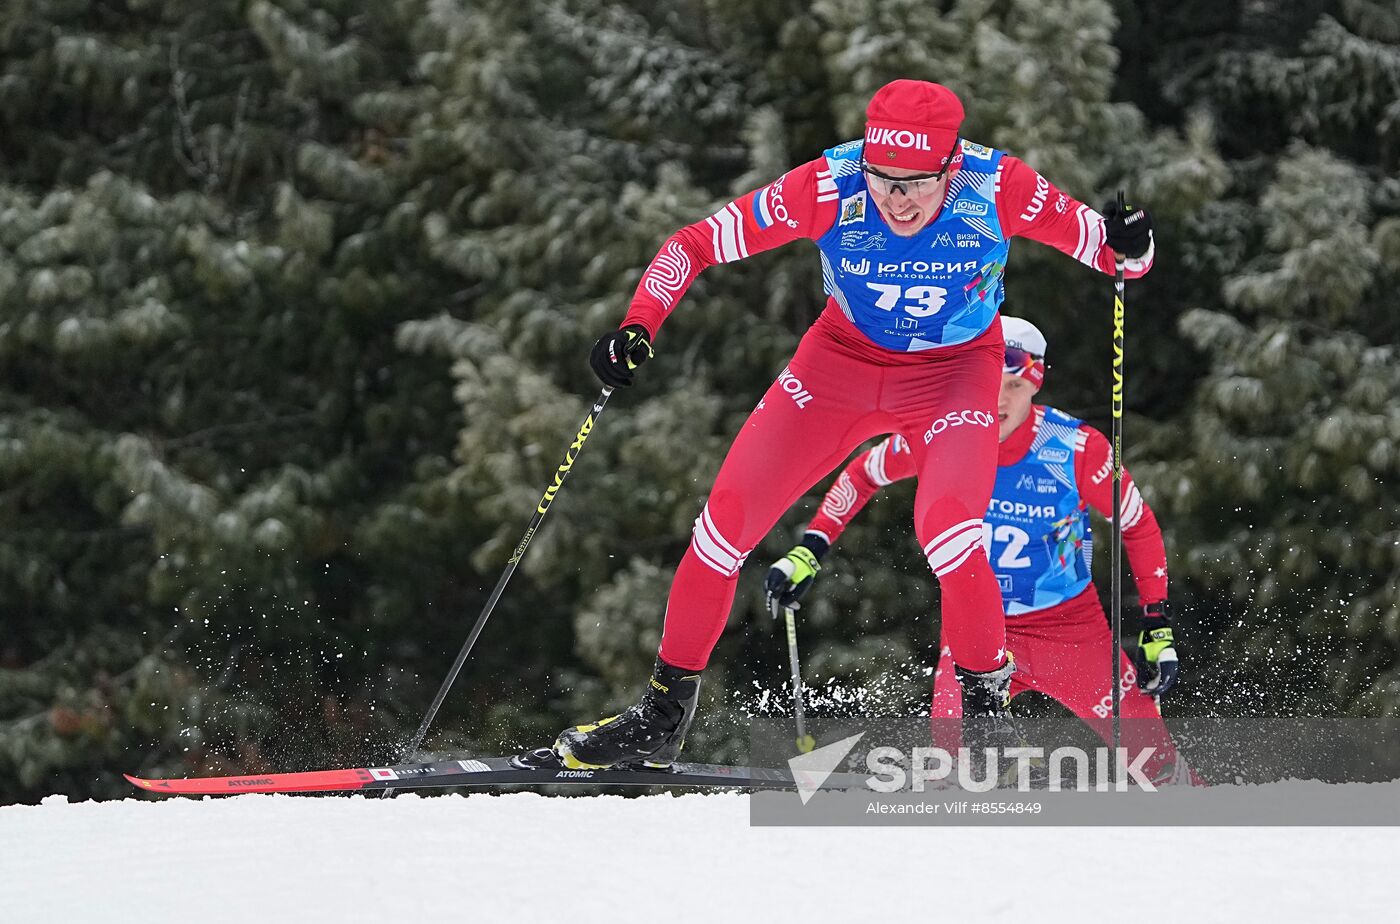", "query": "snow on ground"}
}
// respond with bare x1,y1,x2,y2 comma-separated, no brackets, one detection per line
1,791,1391,921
